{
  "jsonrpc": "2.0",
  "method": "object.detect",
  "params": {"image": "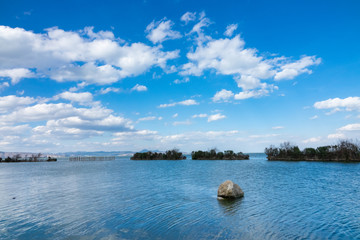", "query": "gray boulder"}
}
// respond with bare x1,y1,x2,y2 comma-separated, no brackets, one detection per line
217,180,244,199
